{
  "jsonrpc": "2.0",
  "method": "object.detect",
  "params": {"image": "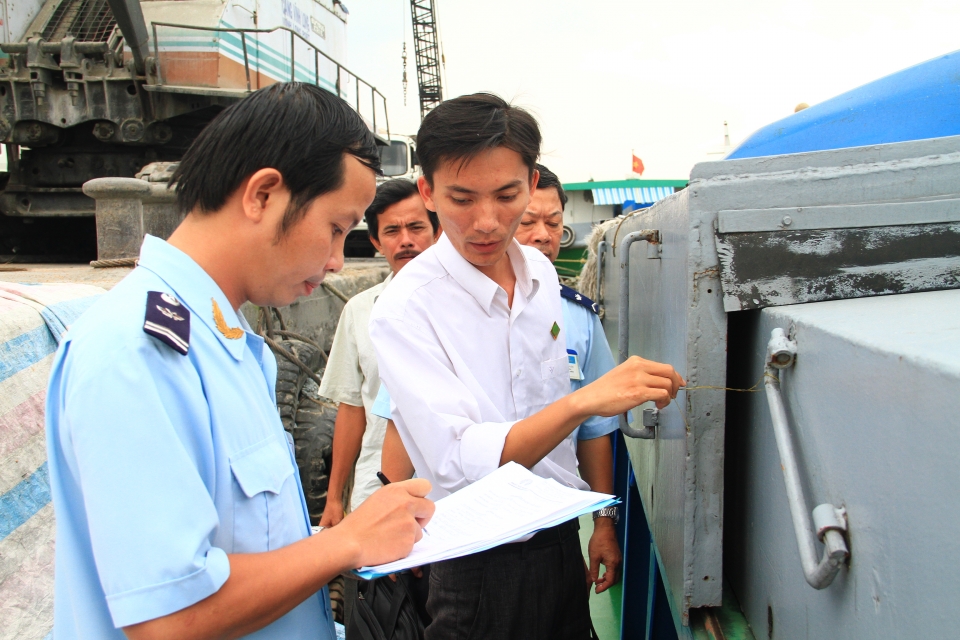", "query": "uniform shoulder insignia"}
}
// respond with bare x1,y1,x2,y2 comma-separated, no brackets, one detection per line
559,284,600,315
143,291,190,355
